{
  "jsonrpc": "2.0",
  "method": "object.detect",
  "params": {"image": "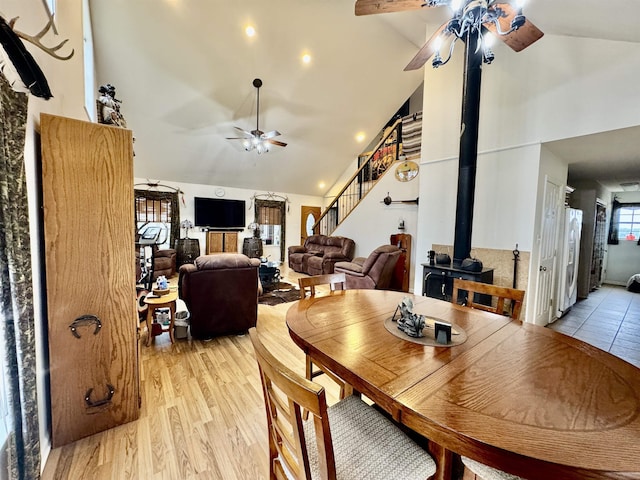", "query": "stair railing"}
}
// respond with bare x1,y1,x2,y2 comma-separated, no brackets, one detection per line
313,117,403,235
